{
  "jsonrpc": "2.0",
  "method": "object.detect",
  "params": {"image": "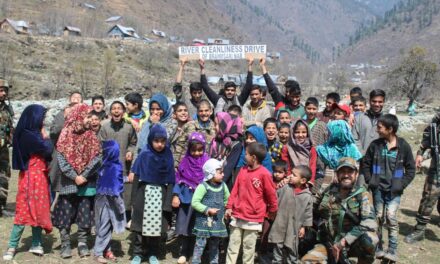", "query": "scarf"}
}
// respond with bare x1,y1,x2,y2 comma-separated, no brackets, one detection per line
57,103,101,174
287,119,313,167
209,112,243,160
12,104,53,171
176,132,209,189
137,93,173,151
236,125,273,172
131,124,175,184
317,120,362,169
97,140,124,196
